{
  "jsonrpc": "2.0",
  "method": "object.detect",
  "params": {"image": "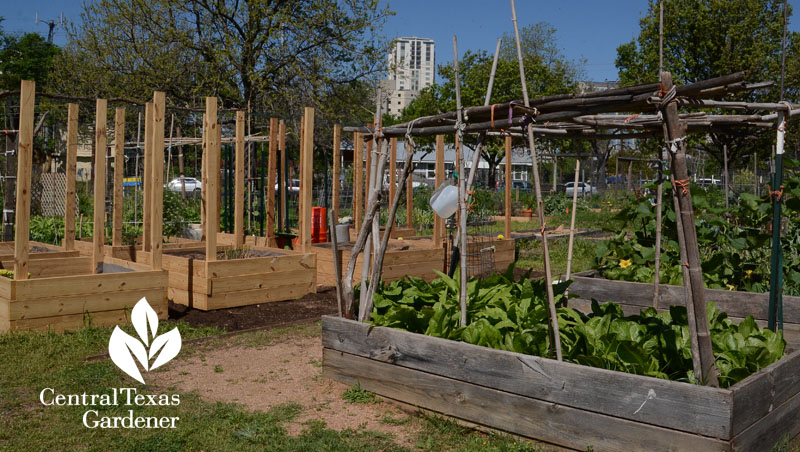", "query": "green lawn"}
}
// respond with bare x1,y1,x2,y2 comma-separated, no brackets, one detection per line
516,237,599,278
0,321,550,452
